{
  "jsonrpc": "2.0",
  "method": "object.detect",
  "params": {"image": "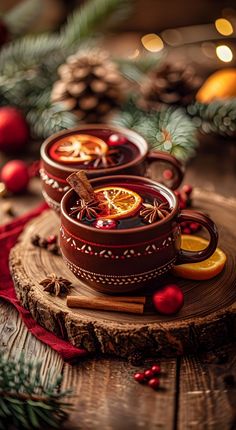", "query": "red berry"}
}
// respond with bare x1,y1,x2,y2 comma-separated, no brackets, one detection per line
108,134,127,146
134,372,146,383
179,199,187,209
1,160,29,193
174,190,180,198
162,169,173,180
182,227,191,234
148,377,160,390
152,284,184,315
144,369,154,379
190,222,200,232
182,184,193,195
47,235,57,244
92,219,117,230
151,365,161,374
